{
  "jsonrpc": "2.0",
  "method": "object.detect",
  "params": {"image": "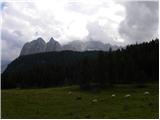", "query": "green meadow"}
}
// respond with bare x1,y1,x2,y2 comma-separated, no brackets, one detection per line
1,84,159,119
